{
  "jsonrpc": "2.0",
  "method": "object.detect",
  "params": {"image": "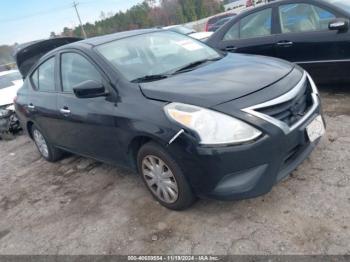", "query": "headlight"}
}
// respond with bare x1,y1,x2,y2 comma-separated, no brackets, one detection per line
164,103,262,145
